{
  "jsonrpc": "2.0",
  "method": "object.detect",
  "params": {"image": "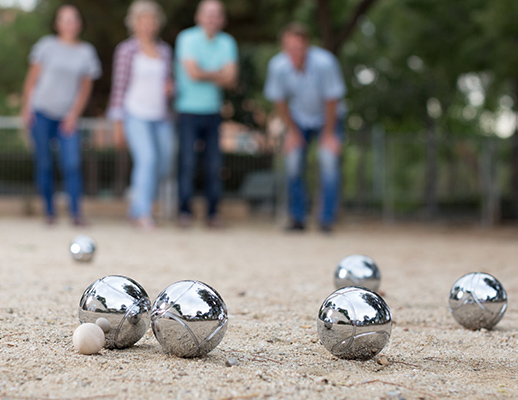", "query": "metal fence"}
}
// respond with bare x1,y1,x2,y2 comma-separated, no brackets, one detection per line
341,129,507,225
0,116,514,224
